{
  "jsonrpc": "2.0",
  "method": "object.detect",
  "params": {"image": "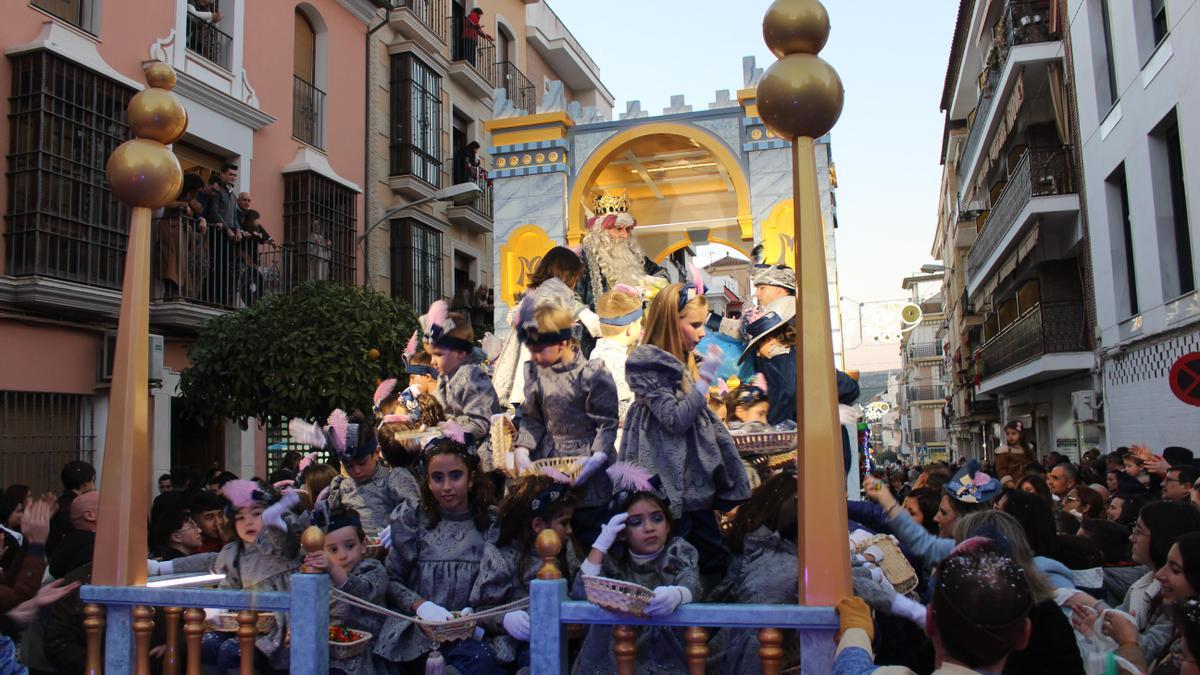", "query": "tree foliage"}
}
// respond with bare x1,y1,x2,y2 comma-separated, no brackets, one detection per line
178,281,419,426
